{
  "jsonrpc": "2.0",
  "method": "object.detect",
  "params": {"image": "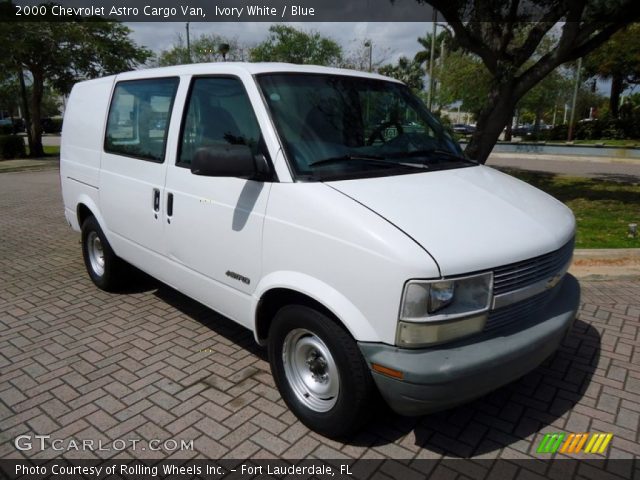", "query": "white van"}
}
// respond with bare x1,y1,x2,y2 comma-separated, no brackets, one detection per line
61,63,580,438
